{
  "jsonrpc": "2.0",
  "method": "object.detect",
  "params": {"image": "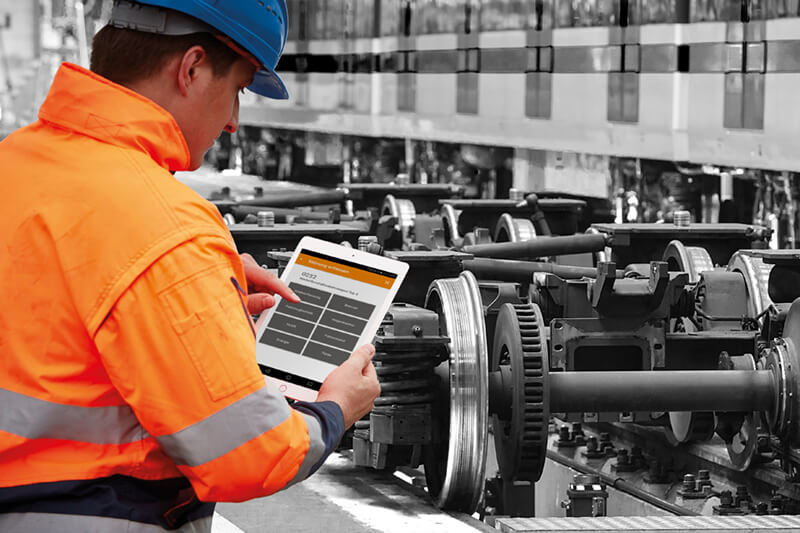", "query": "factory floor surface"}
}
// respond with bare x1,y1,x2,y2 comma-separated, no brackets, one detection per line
211,453,490,533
